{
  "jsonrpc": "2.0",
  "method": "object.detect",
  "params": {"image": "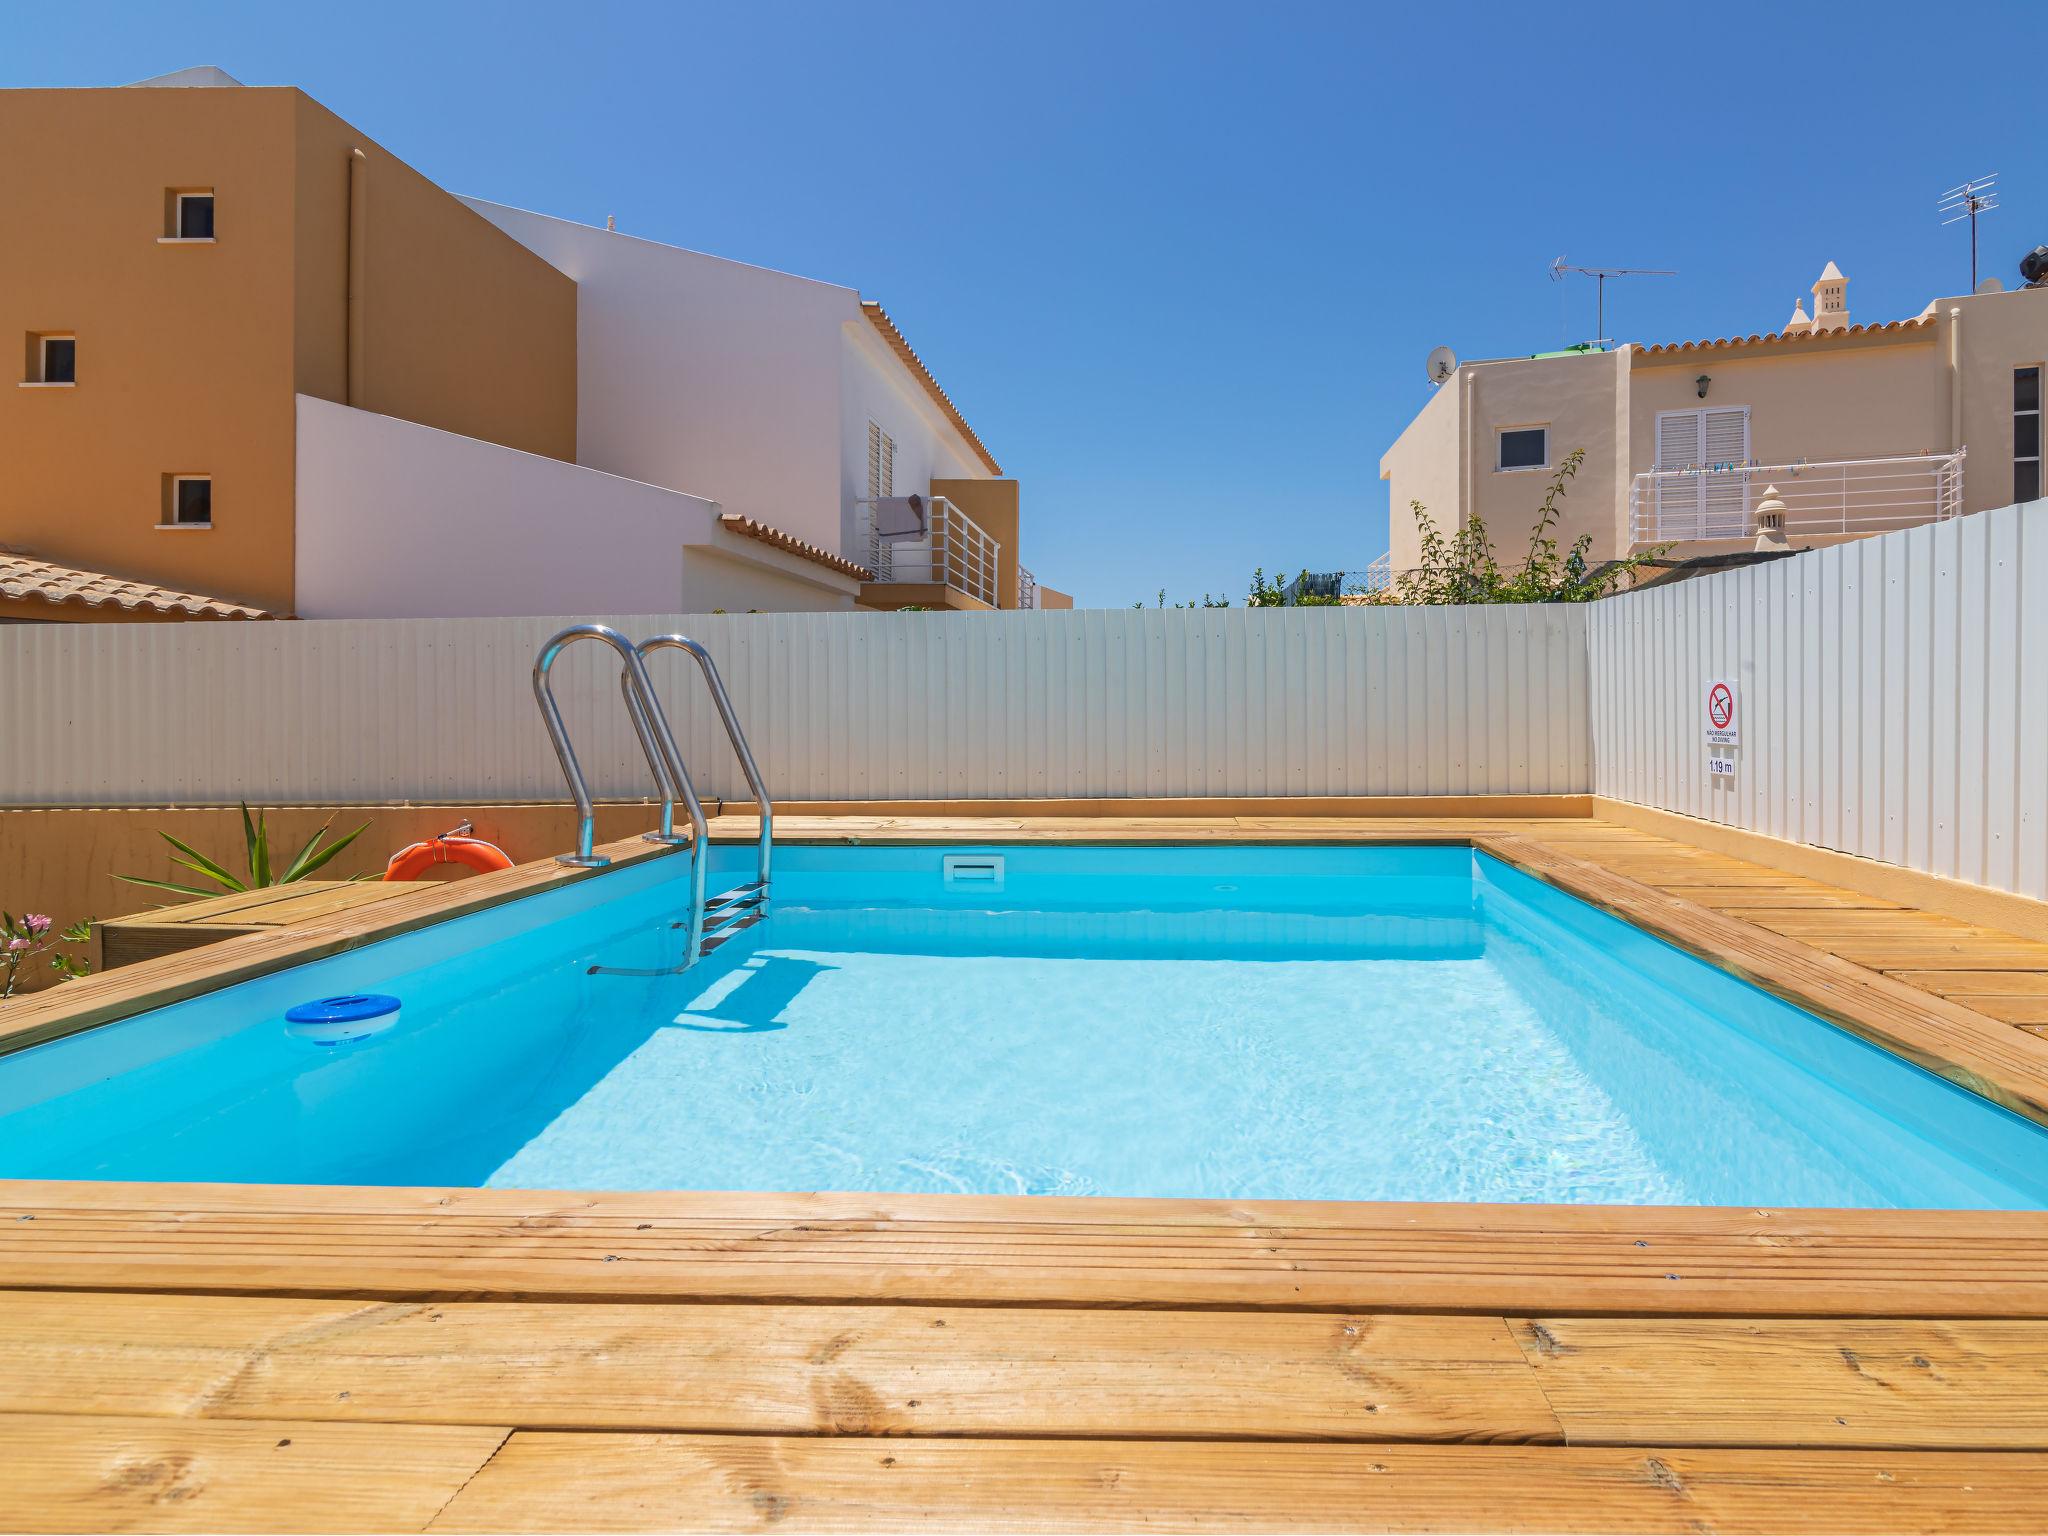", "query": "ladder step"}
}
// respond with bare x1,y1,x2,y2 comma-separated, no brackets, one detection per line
698,910,766,955
671,883,768,932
